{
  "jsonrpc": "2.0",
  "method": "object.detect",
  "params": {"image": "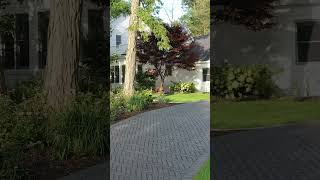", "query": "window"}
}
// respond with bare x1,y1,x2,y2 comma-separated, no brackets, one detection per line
296,21,320,62
15,14,29,69
202,68,210,82
116,35,121,47
137,64,143,74
0,32,15,69
110,65,120,83
88,10,105,61
38,11,49,68
165,65,172,76
122,65,125,83
0,14,29,69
